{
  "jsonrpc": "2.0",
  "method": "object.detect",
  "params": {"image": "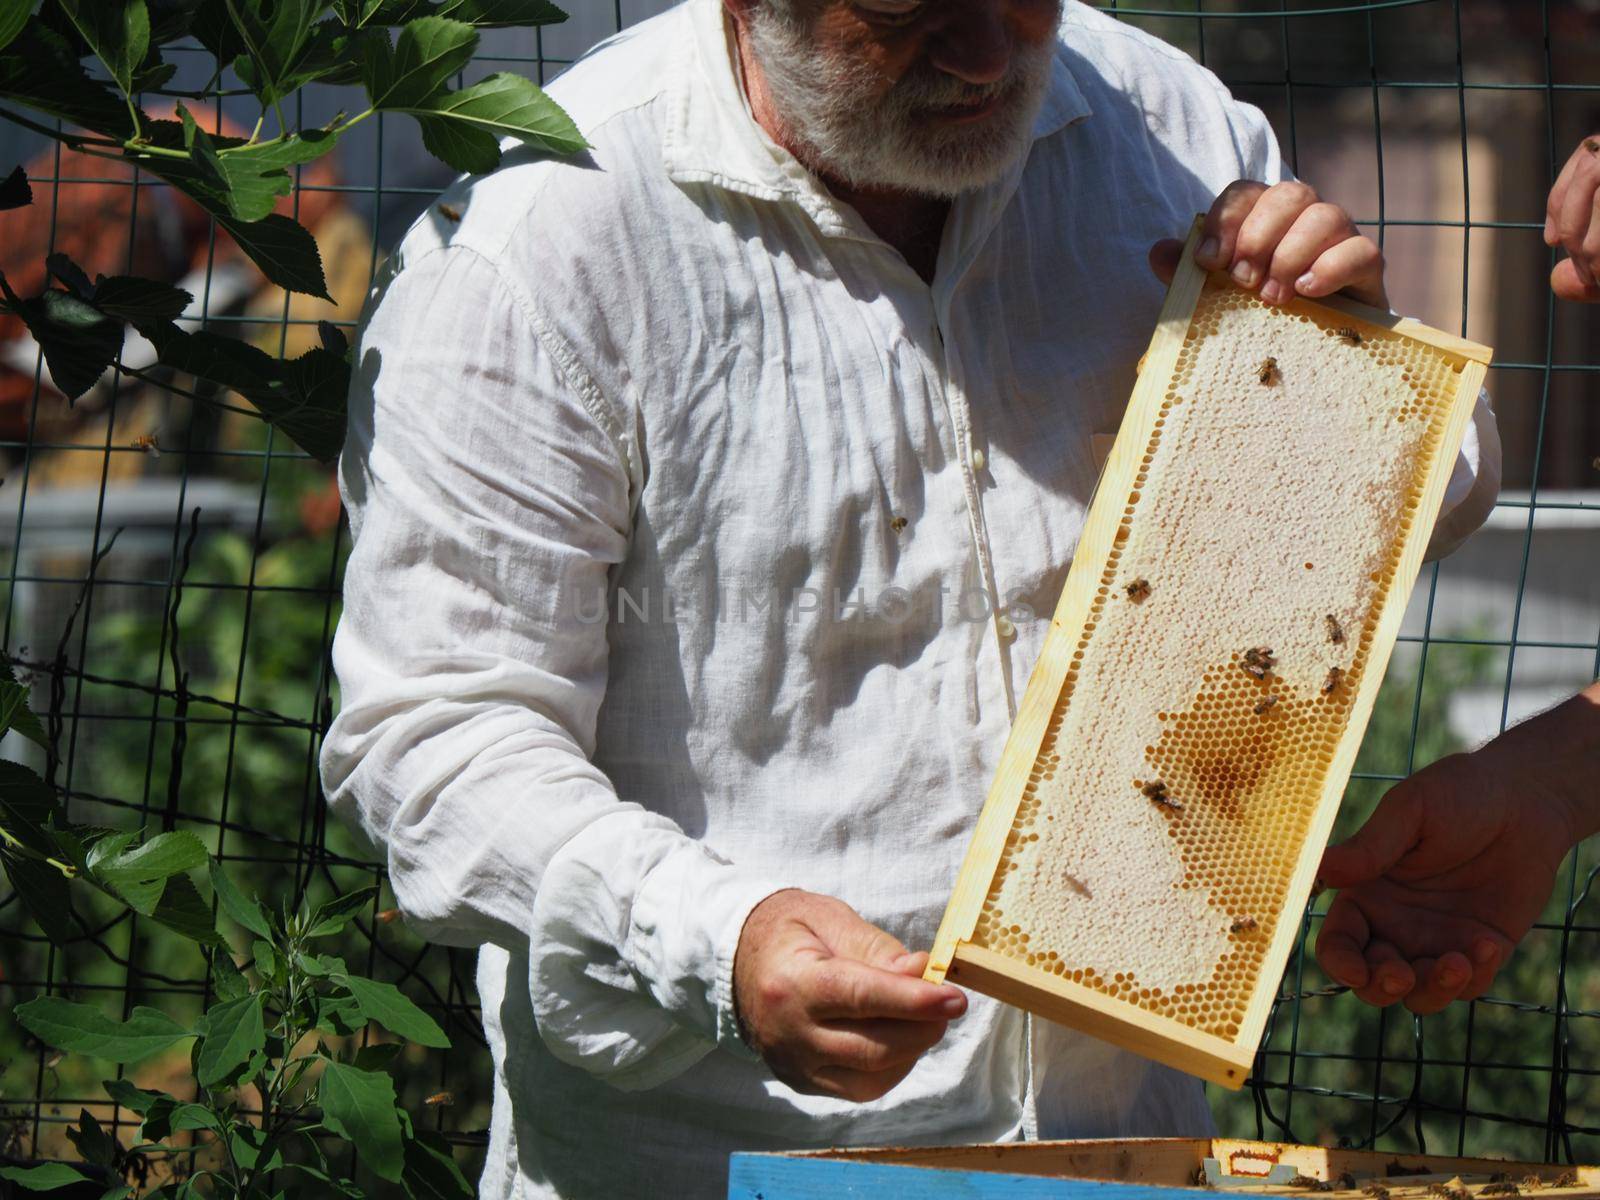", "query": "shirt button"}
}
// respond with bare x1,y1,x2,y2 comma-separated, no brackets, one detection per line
971,447,988,471
996,614,1017,640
